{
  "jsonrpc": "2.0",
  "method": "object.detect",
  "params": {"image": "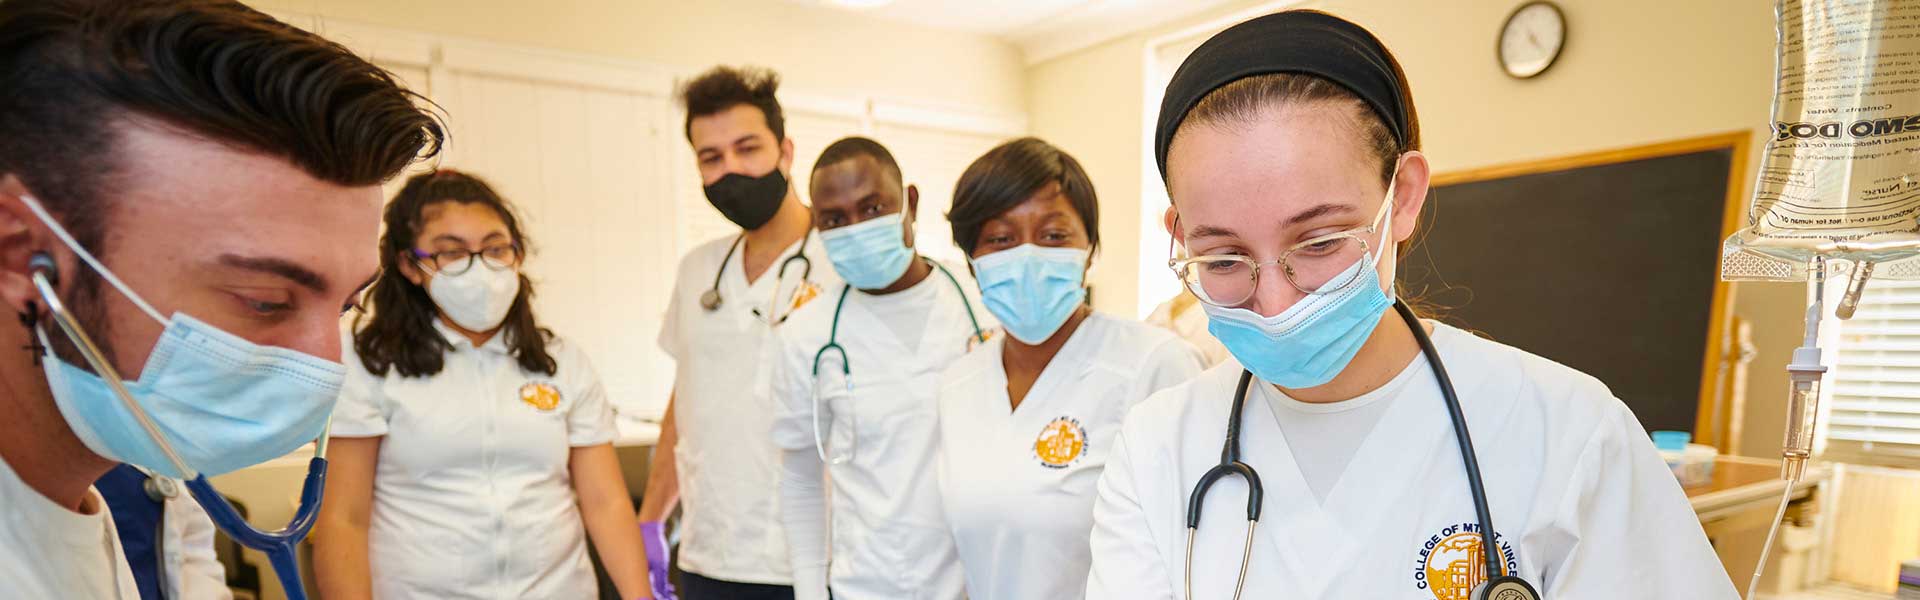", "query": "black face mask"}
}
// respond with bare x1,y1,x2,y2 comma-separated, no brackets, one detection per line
702,168,789,230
